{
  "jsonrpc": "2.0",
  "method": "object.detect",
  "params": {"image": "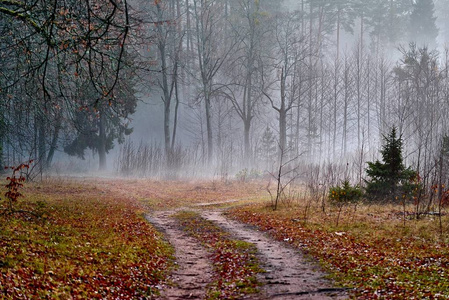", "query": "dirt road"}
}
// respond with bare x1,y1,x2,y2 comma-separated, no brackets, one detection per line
147,206,349,300
146,211,213,299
